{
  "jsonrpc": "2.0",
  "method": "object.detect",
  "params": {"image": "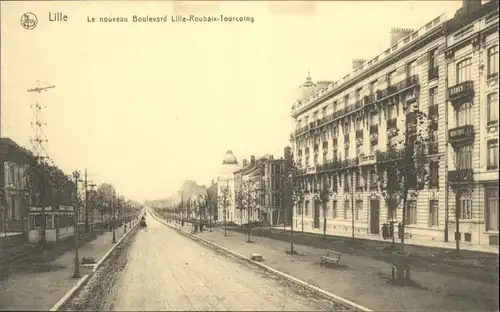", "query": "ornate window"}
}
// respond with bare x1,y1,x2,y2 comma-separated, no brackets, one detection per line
487,45,499,78
459,190,472,220
457,58,472,83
